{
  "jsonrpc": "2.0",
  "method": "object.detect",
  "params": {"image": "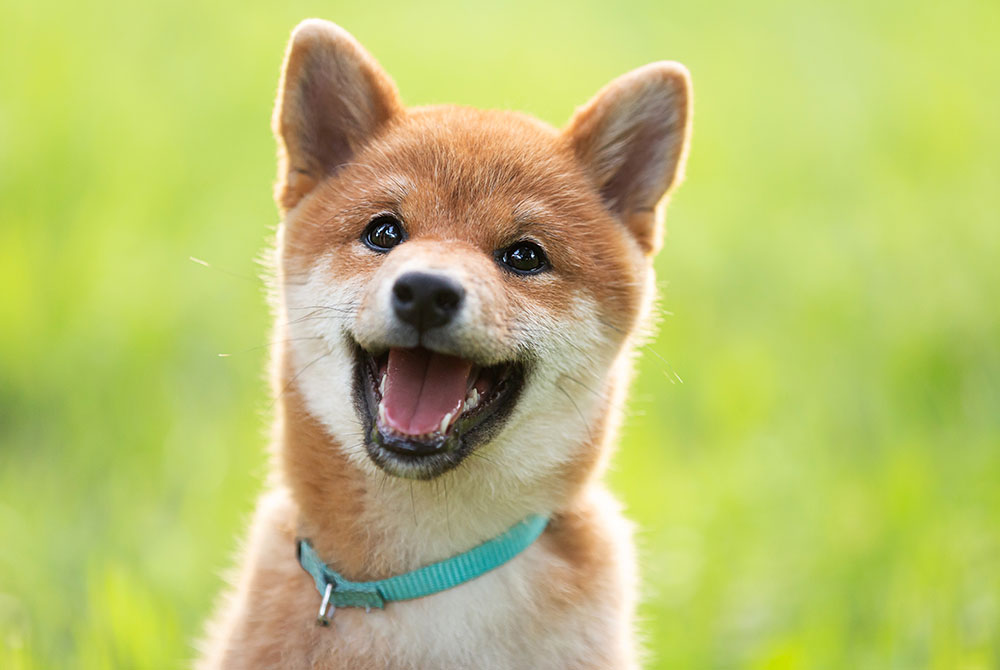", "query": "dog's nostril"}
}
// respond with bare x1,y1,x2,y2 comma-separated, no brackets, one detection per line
434,290,459,311
393,283,414,304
